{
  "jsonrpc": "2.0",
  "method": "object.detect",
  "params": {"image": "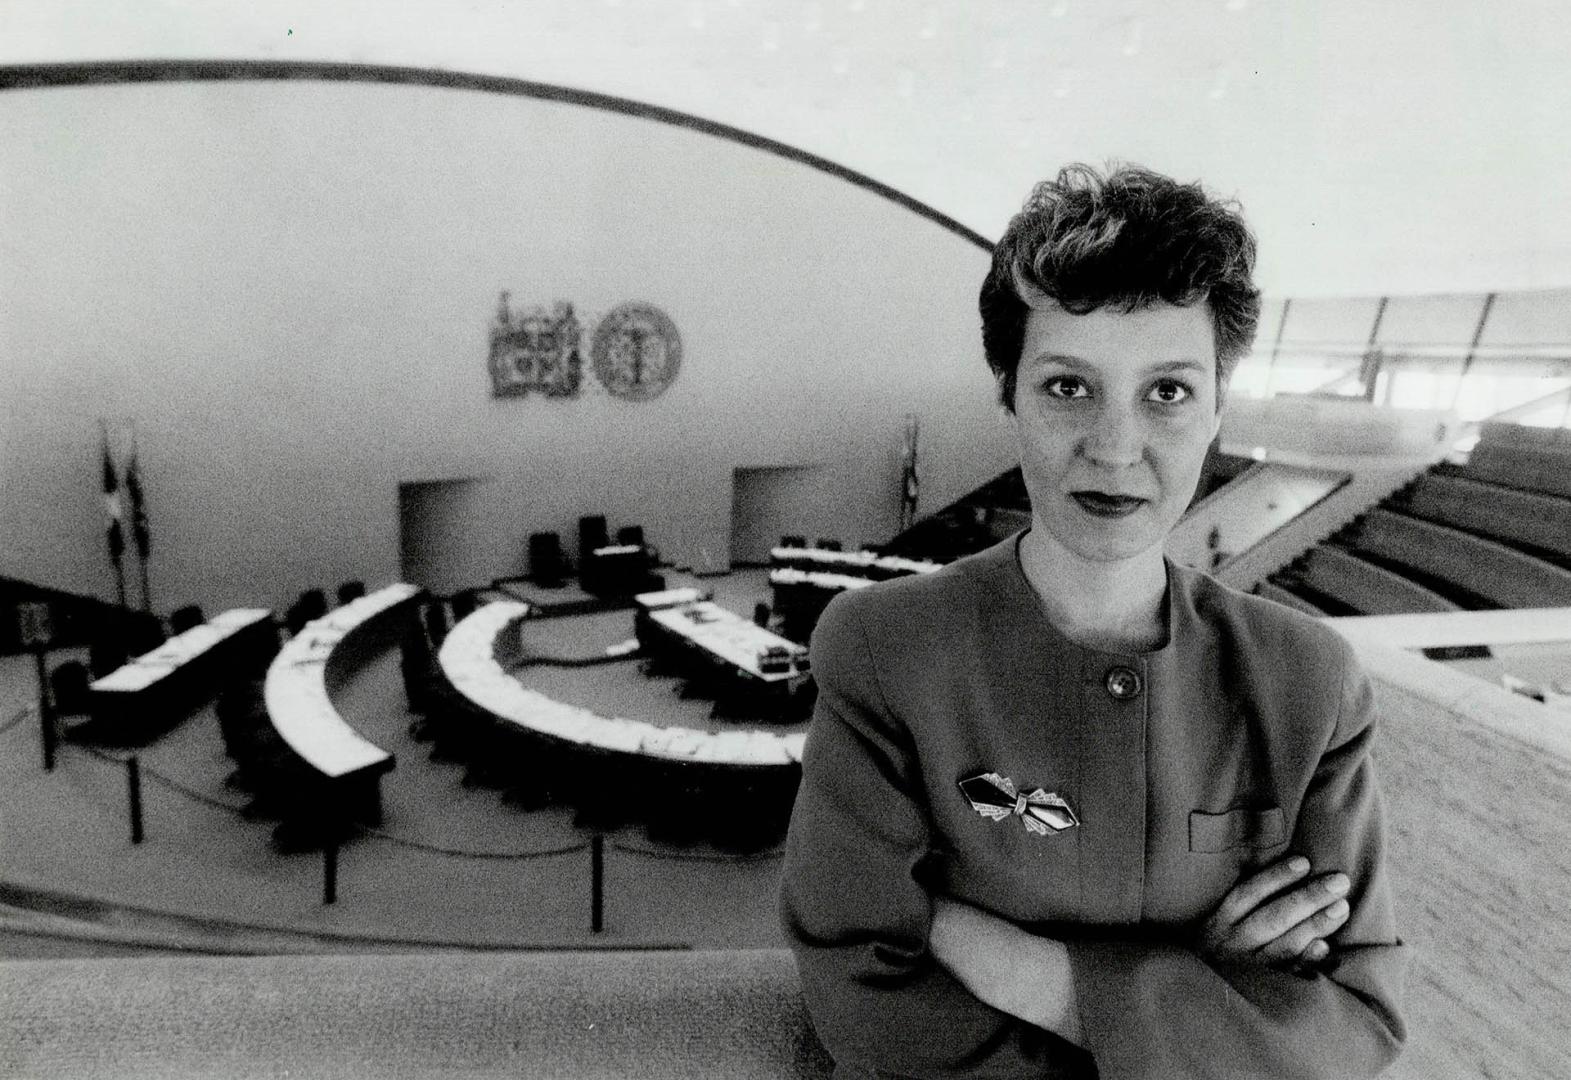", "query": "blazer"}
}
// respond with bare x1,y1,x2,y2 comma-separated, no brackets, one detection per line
780,531,1406,1079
